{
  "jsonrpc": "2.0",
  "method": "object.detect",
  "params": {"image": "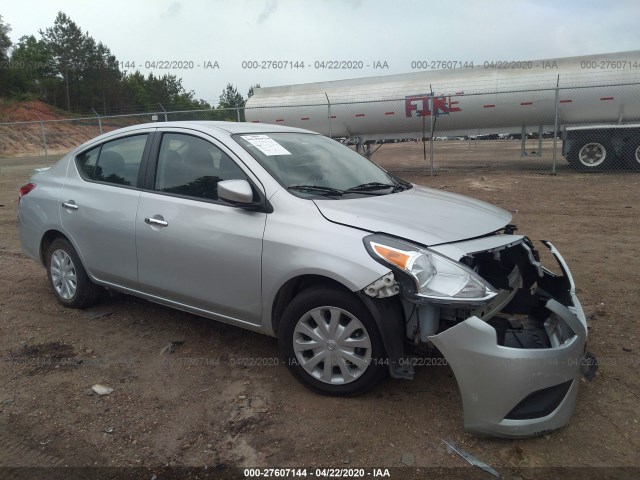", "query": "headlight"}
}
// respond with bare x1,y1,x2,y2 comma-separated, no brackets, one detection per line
364,234,498,304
